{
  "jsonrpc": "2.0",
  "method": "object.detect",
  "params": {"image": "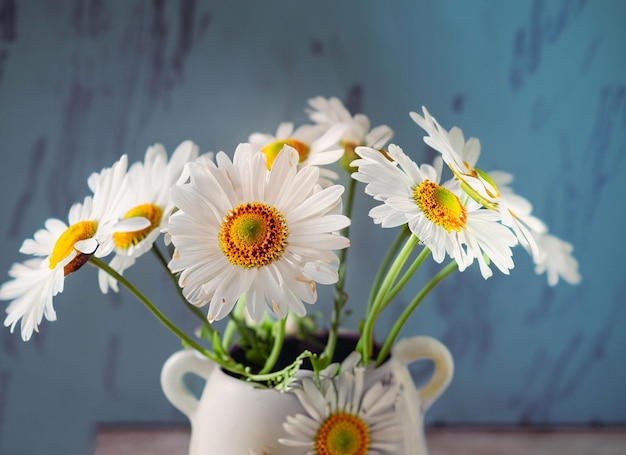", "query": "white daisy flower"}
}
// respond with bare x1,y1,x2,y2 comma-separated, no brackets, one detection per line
307,96,394,172
489,170,549,261
409,107,495,202
351,144,518,279
307,96,394,150
98,141,199,293
533,233,582,286
166,143,350,322
488,170,547,233
249,120,345,169
410,107,548,261
1,155,139,340
279,353,402,455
